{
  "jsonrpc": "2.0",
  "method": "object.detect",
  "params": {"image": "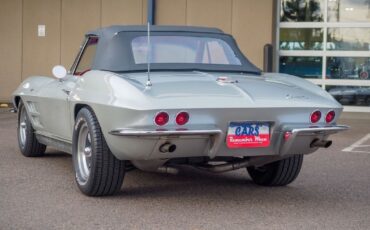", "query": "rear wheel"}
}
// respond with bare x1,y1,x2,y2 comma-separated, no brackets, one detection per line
247,155,303,186
72,107,125,196
17,101,46,157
